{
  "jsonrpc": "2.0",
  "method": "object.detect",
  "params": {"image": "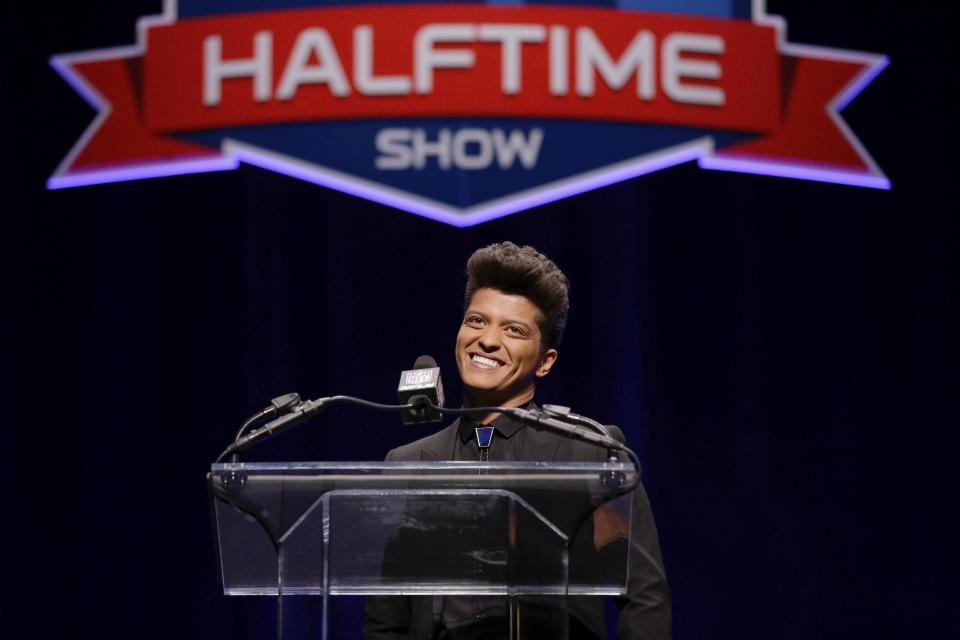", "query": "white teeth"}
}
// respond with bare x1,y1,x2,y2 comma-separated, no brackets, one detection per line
472,354,502,368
